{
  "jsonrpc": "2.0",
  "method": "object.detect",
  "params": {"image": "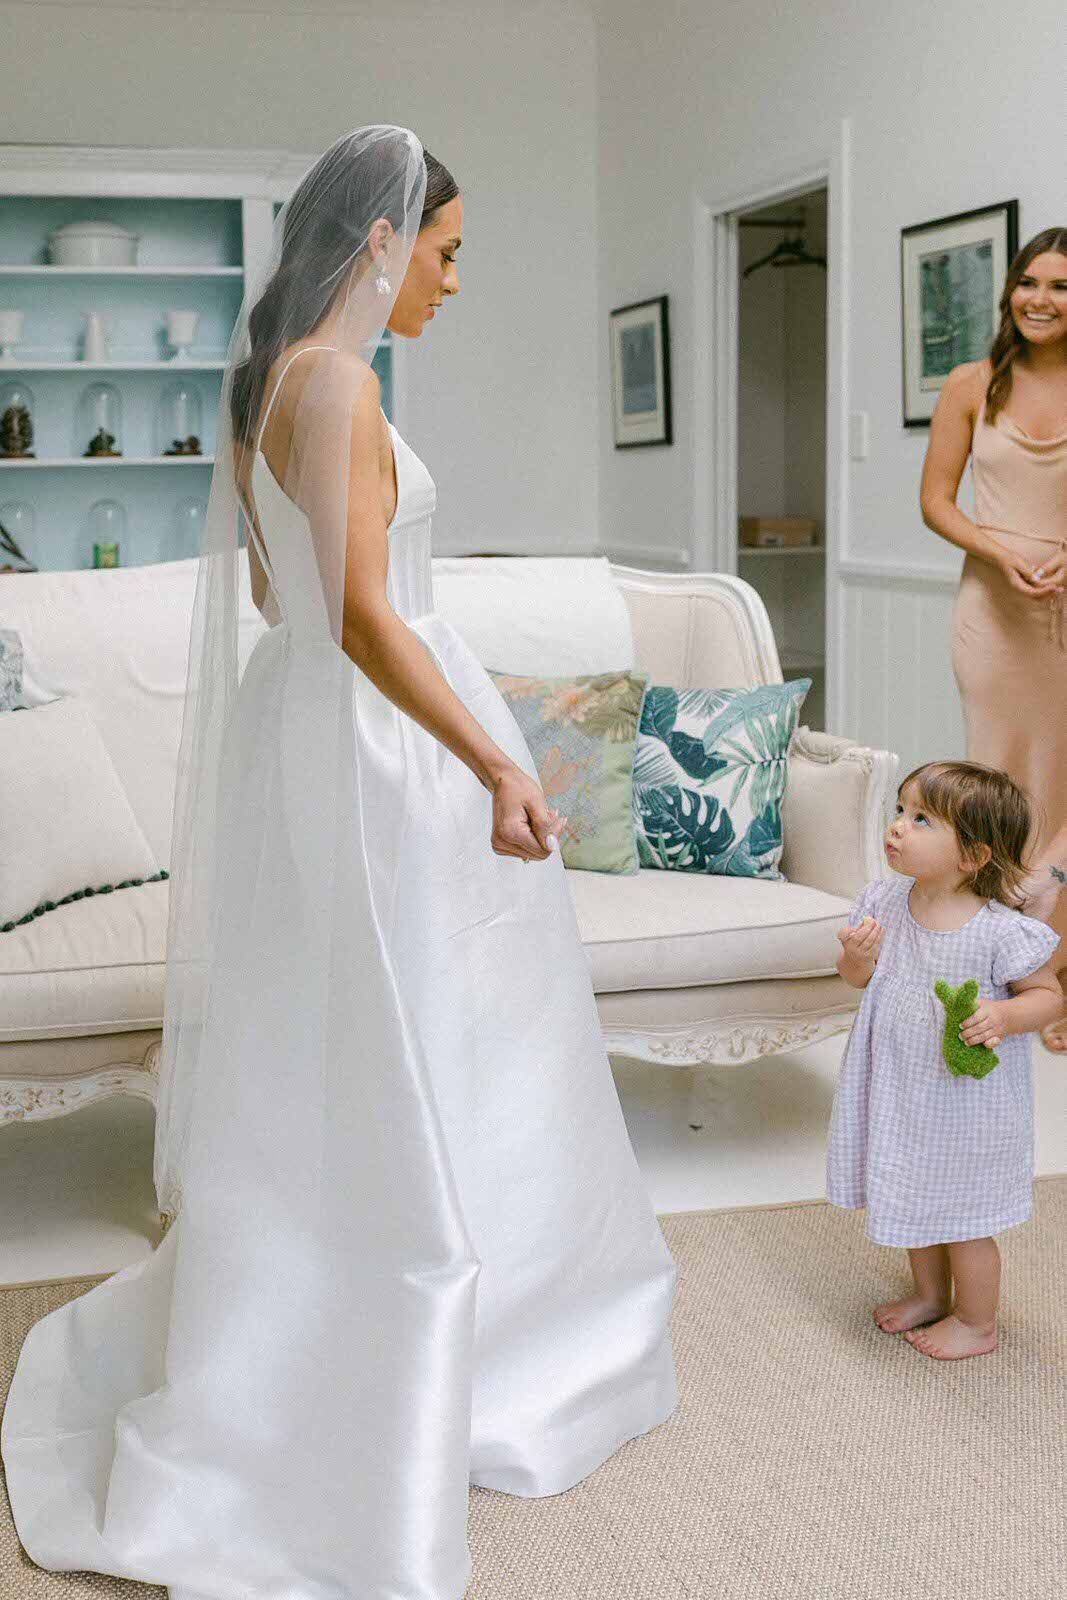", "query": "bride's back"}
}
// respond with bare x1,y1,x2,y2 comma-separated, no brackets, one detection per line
236,343,394,623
